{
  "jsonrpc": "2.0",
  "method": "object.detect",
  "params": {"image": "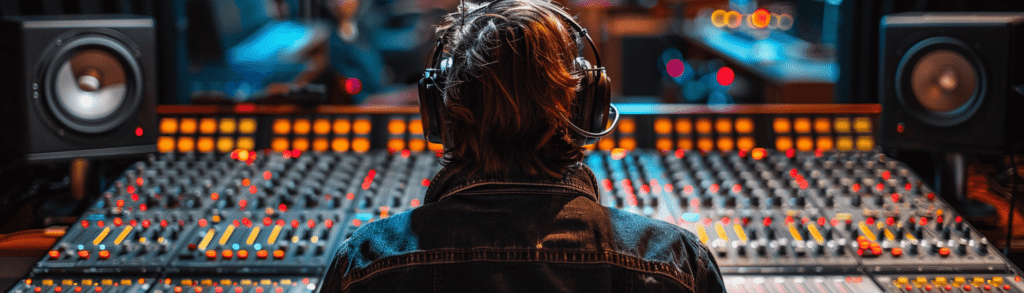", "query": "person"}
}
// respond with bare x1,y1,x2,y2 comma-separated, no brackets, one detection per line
319,0,725,292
